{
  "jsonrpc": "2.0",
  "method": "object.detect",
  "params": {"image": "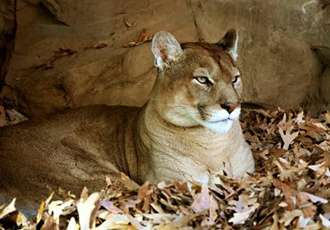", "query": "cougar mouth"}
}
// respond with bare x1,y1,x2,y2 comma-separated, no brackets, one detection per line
197,118,234,134
209,118,231,123
193,105,241,134
197,105,241,122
